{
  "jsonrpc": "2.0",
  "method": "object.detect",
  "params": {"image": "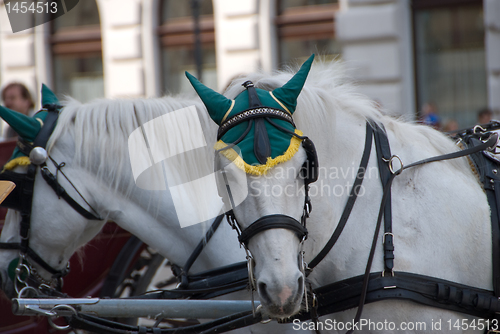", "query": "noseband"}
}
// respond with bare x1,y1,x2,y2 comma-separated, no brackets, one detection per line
0,105,102,297
218,116,318,247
